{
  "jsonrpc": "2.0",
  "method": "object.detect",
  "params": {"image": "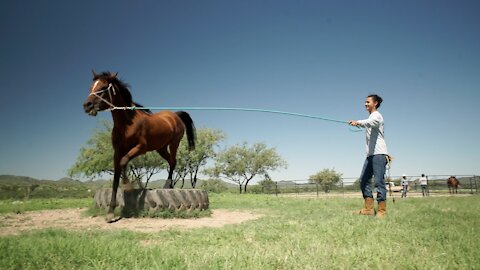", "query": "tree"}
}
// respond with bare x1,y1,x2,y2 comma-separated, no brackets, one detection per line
309,168,343,193
128,151,167,188
350,178,361,191
198,179,229,193
68,120,114,178
258,174,276,194
206,142,287,193
174,128,225,188
68,120,167,187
